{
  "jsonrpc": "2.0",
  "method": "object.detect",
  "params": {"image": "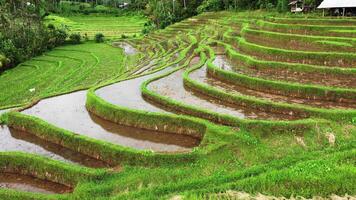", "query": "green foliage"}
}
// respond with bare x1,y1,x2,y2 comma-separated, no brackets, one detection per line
95,33,105,43
69,33,82,44
276,0,288,12
0,1,69,69
197,0,222,13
